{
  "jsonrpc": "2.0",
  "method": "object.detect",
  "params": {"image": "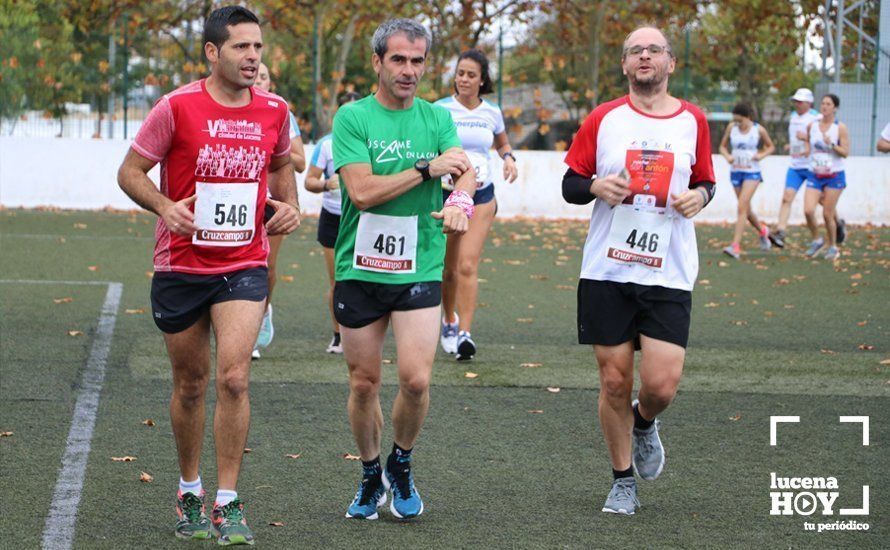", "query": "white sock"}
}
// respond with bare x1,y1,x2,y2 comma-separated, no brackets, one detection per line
179,476,202,496
215,490,238,507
